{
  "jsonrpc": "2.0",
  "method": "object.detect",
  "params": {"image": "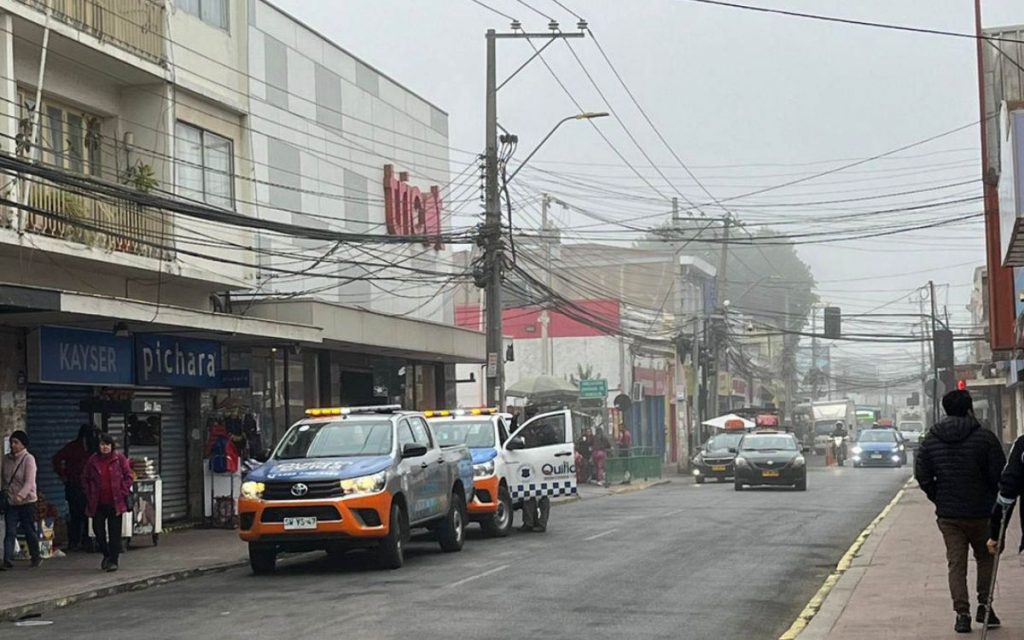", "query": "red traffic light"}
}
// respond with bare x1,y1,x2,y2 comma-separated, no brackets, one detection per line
957,380,967,391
